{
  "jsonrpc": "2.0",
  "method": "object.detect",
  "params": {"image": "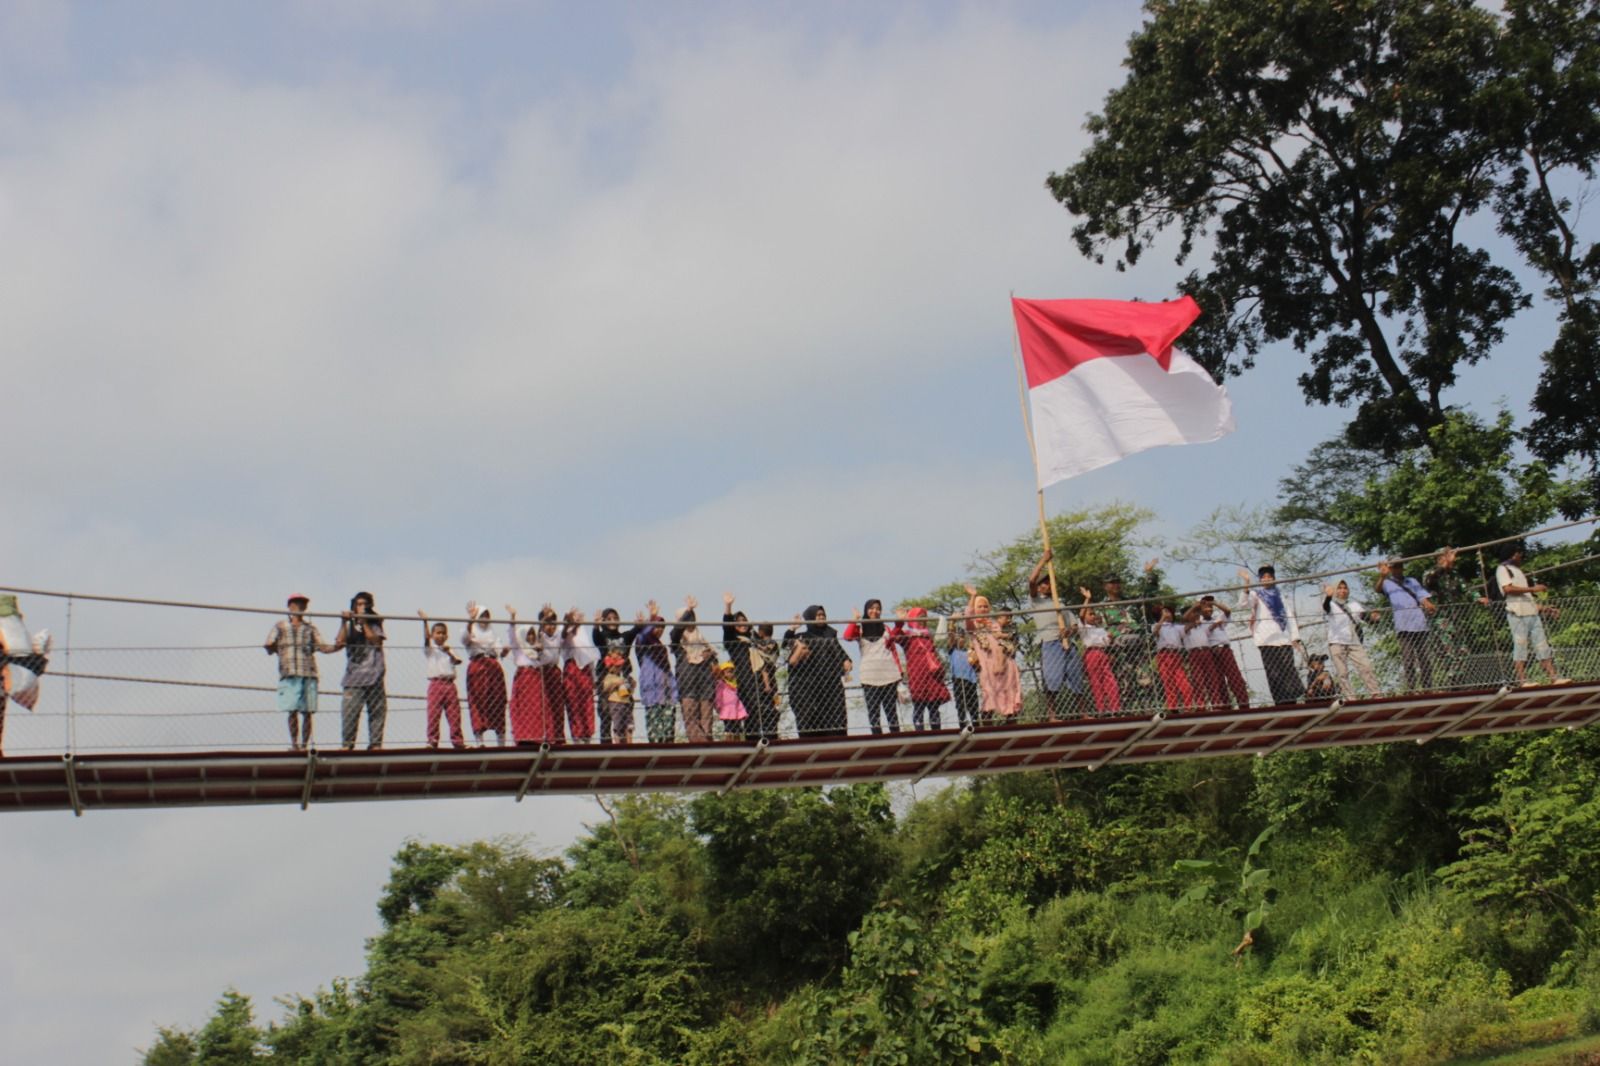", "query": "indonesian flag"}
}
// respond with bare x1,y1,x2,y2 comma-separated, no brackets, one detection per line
1012,295,1235,487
